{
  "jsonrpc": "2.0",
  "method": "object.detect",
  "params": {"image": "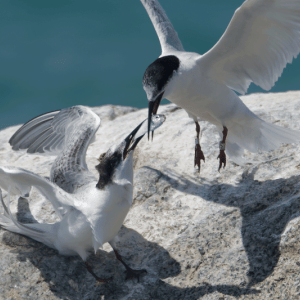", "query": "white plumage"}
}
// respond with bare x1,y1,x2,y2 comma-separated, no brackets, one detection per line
0,106,165,283
141,0,300,169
